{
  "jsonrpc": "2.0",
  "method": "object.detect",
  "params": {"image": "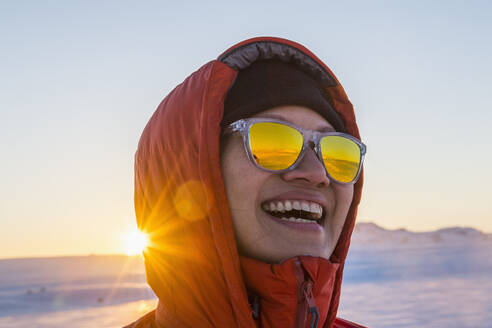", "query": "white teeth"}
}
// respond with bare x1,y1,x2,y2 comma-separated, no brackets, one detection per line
278,217,315,223
263,200,324,219
310,203,318,213
311,203,322,217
